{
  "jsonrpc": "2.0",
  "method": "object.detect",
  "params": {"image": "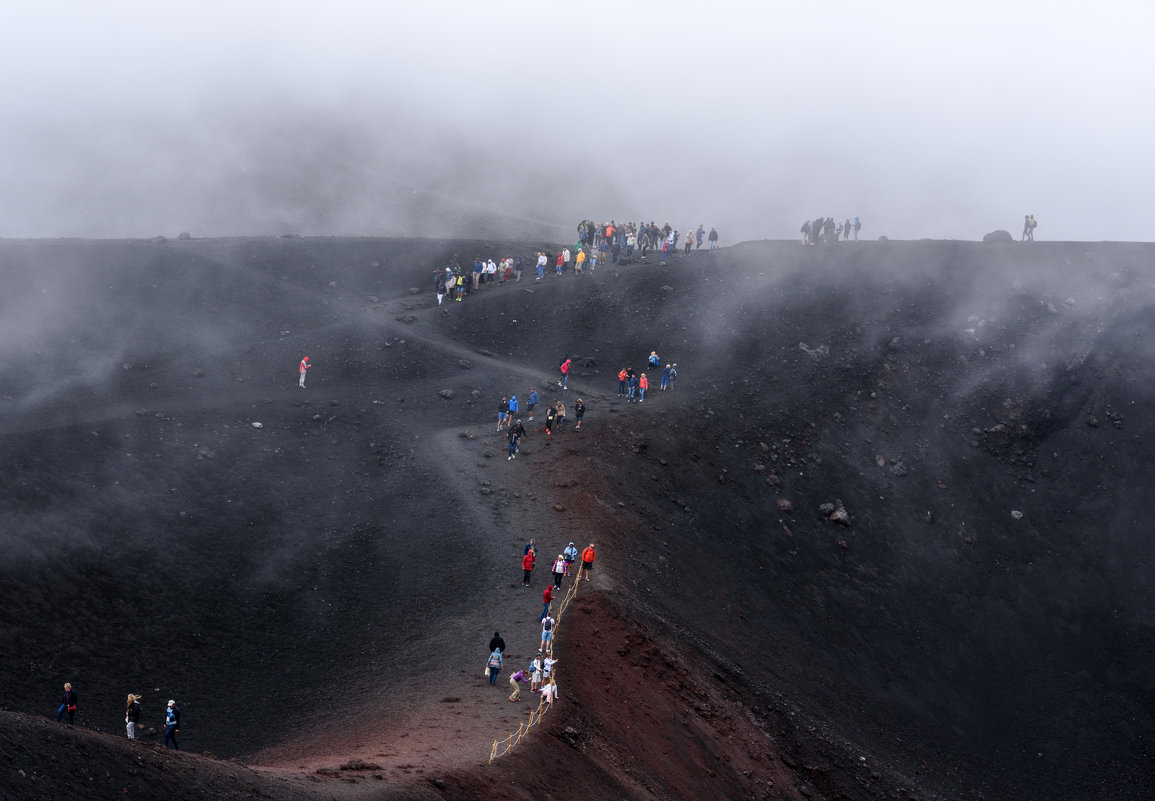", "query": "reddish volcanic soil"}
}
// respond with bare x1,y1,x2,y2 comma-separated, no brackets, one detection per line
1,236,1153,800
